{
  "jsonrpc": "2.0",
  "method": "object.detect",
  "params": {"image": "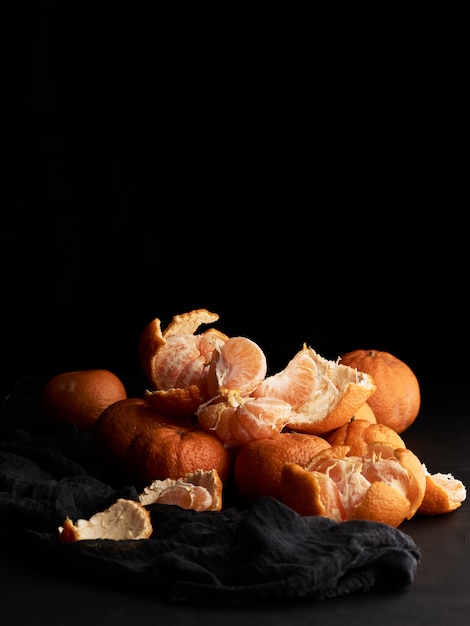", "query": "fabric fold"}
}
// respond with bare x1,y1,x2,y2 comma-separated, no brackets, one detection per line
0,381,420,604
21,498,420,604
